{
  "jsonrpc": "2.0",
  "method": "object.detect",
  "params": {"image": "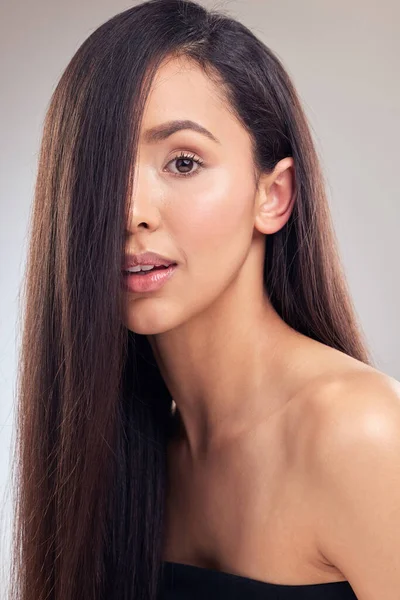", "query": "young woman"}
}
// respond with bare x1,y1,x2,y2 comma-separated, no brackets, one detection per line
10,0,400,599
